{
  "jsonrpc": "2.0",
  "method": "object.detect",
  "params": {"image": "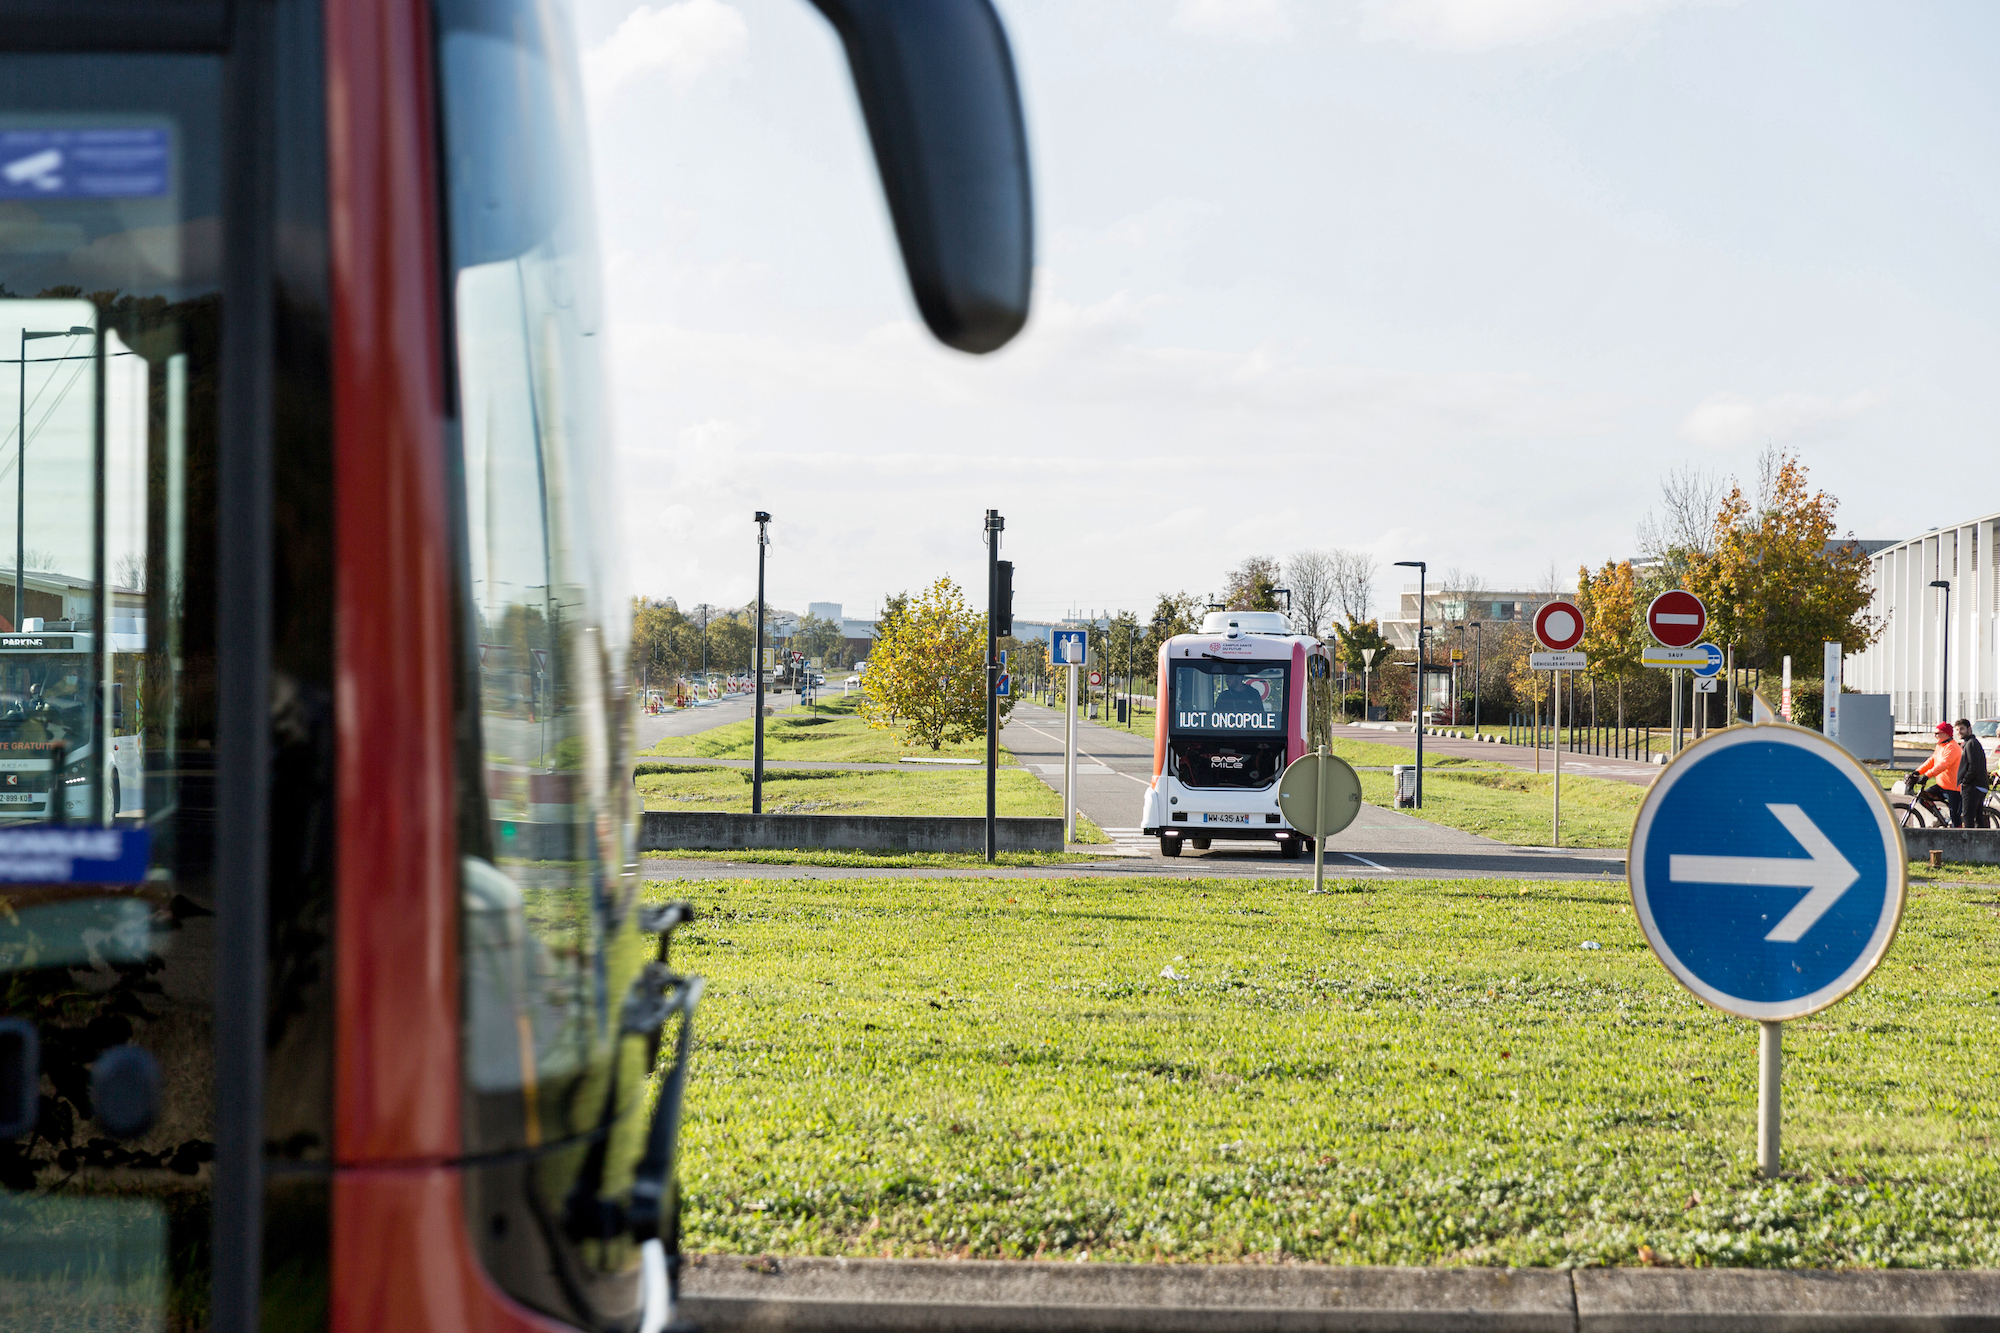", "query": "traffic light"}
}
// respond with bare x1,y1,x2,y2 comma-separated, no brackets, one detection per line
995,560,1014,635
